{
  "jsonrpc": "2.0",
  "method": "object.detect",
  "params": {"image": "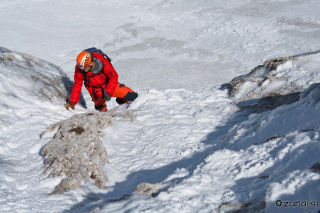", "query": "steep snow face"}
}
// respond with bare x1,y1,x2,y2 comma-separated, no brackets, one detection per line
1,0,320,90
1,48,320,212
1,0,320,212
88,63,320,213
